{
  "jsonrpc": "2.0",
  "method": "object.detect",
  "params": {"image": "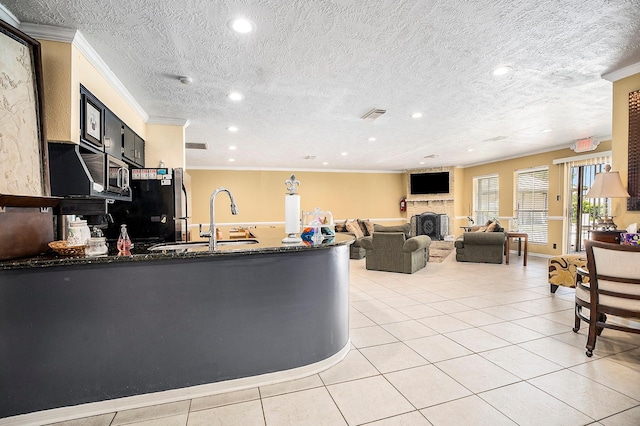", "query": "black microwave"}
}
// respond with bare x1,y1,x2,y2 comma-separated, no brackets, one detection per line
107,155,130,196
